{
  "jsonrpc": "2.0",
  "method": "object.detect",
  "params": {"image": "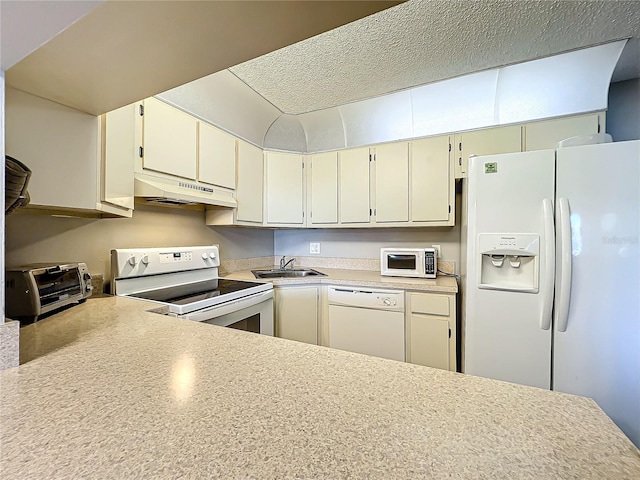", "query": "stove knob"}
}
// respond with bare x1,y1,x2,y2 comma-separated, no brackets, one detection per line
201,253,208,260
141,255,149,265
209,252,216,259
128,255,137,266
